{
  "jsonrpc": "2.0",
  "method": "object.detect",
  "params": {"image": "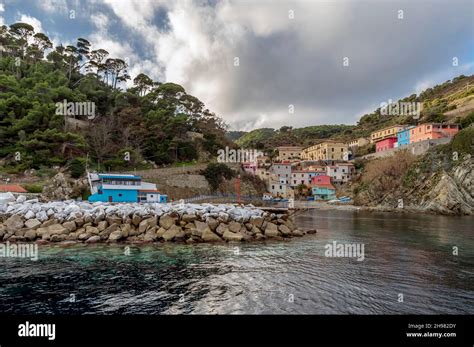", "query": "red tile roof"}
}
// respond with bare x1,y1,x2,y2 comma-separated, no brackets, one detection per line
311,183,335,189
0,184,28,193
